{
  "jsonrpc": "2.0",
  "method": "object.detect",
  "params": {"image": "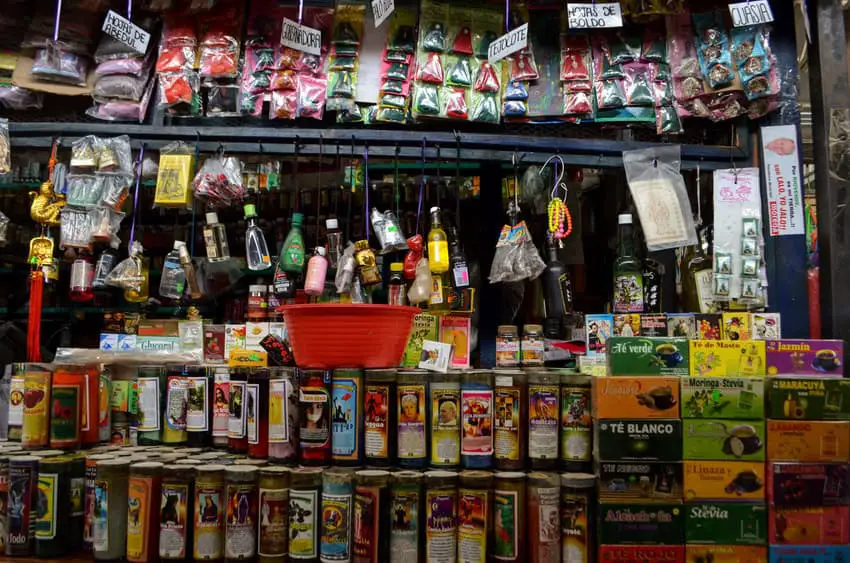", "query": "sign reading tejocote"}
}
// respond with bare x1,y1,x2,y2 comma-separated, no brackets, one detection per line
487,23,528,64
281,17,322,57
567,3,623,29
101,10,151,55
